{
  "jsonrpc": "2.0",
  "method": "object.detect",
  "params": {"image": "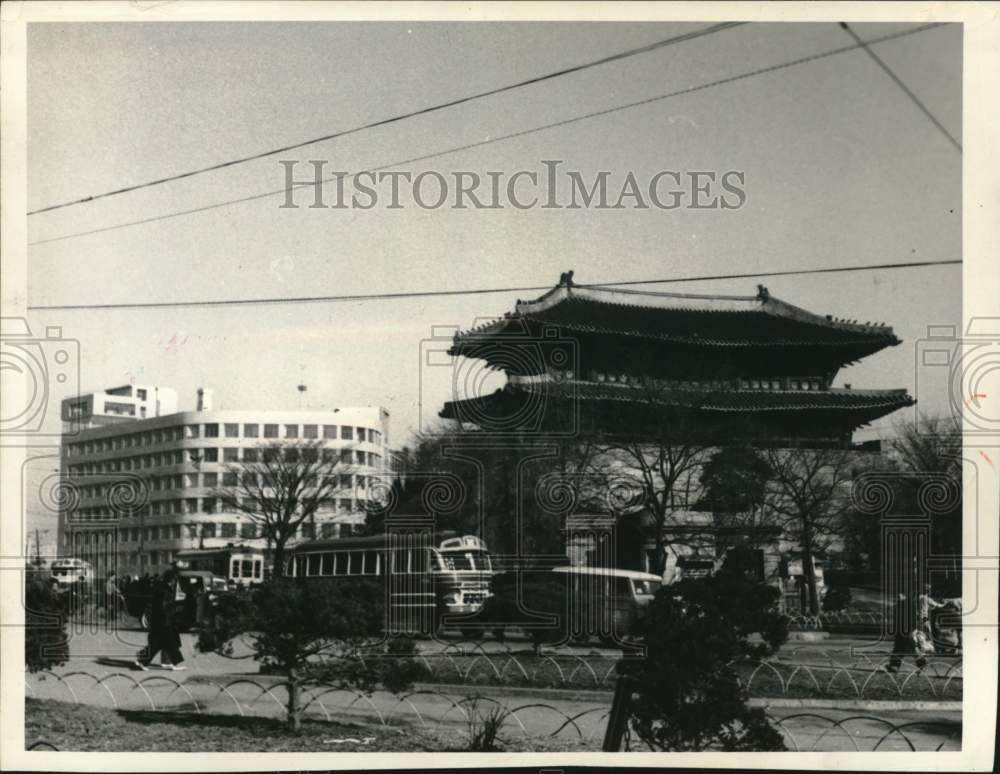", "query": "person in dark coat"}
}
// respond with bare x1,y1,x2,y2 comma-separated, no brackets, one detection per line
886,591,927,673
134,567,187,670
